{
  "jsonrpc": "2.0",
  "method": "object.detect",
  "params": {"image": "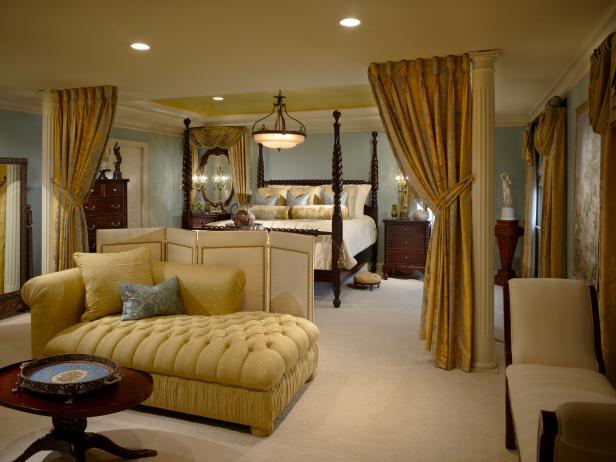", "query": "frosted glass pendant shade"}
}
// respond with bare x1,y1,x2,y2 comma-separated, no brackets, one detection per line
253,132,306,150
